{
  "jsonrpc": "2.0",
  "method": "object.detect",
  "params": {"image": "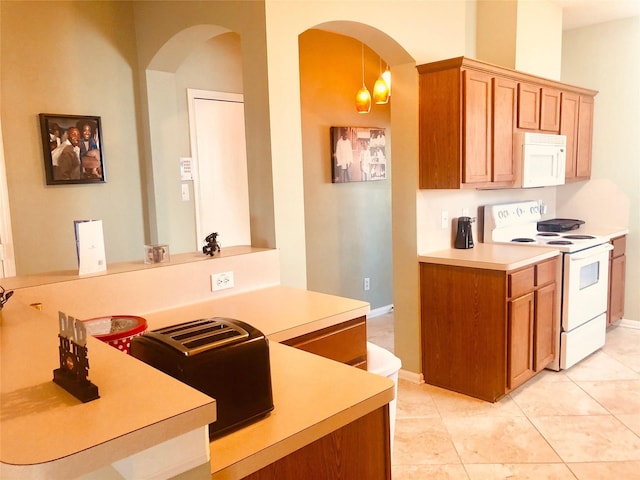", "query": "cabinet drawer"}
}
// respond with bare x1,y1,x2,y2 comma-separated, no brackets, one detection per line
509,267,534,298
535,259,557,287
282,317,367,369
611,235,626,258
